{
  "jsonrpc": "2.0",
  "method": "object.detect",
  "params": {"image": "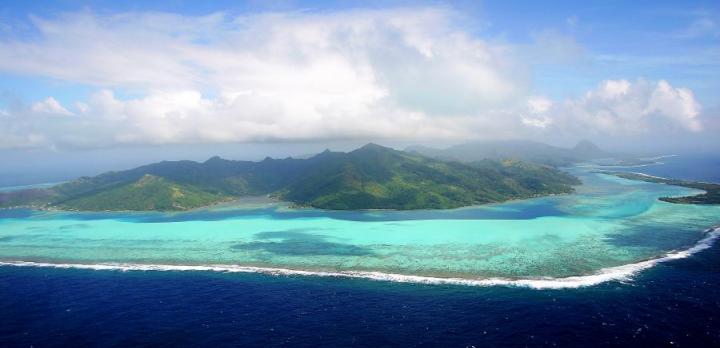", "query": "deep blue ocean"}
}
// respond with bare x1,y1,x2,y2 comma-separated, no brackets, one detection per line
636,154,720,183
1,154,719,347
